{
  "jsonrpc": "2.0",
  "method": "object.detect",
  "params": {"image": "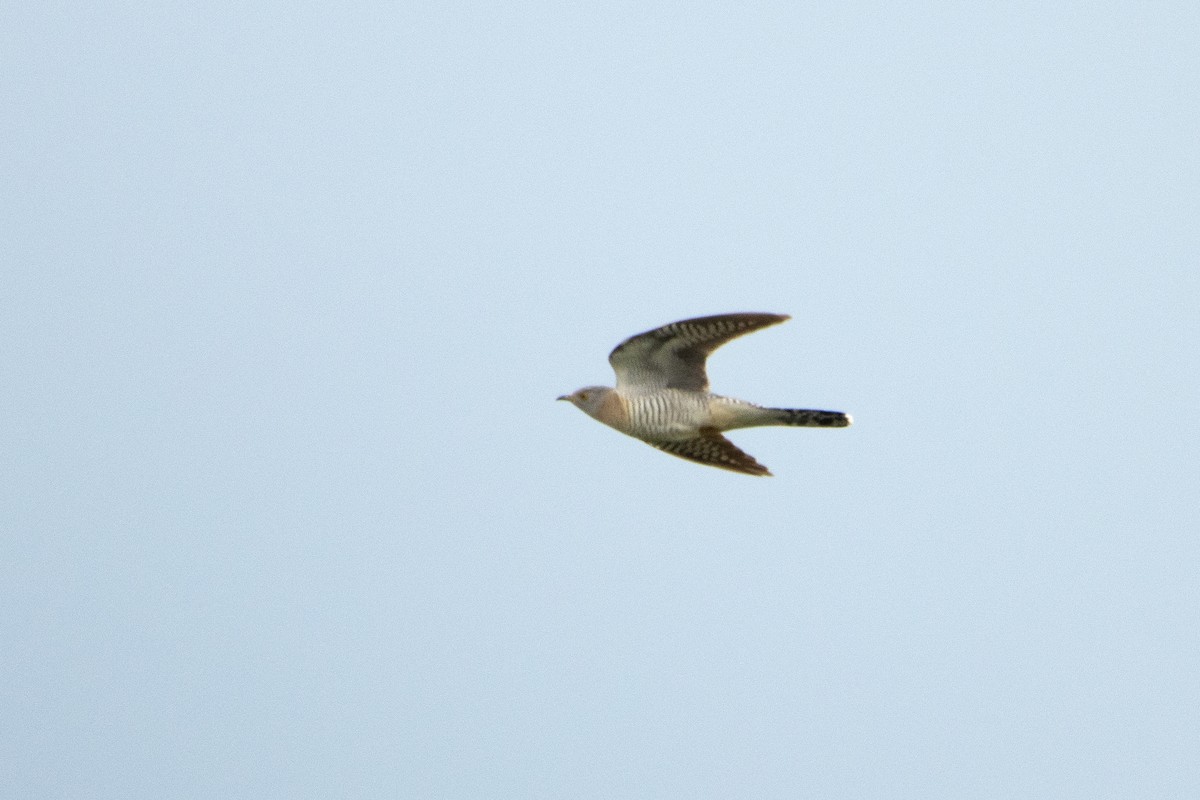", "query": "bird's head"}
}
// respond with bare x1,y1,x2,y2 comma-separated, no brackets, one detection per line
556,386,612,418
